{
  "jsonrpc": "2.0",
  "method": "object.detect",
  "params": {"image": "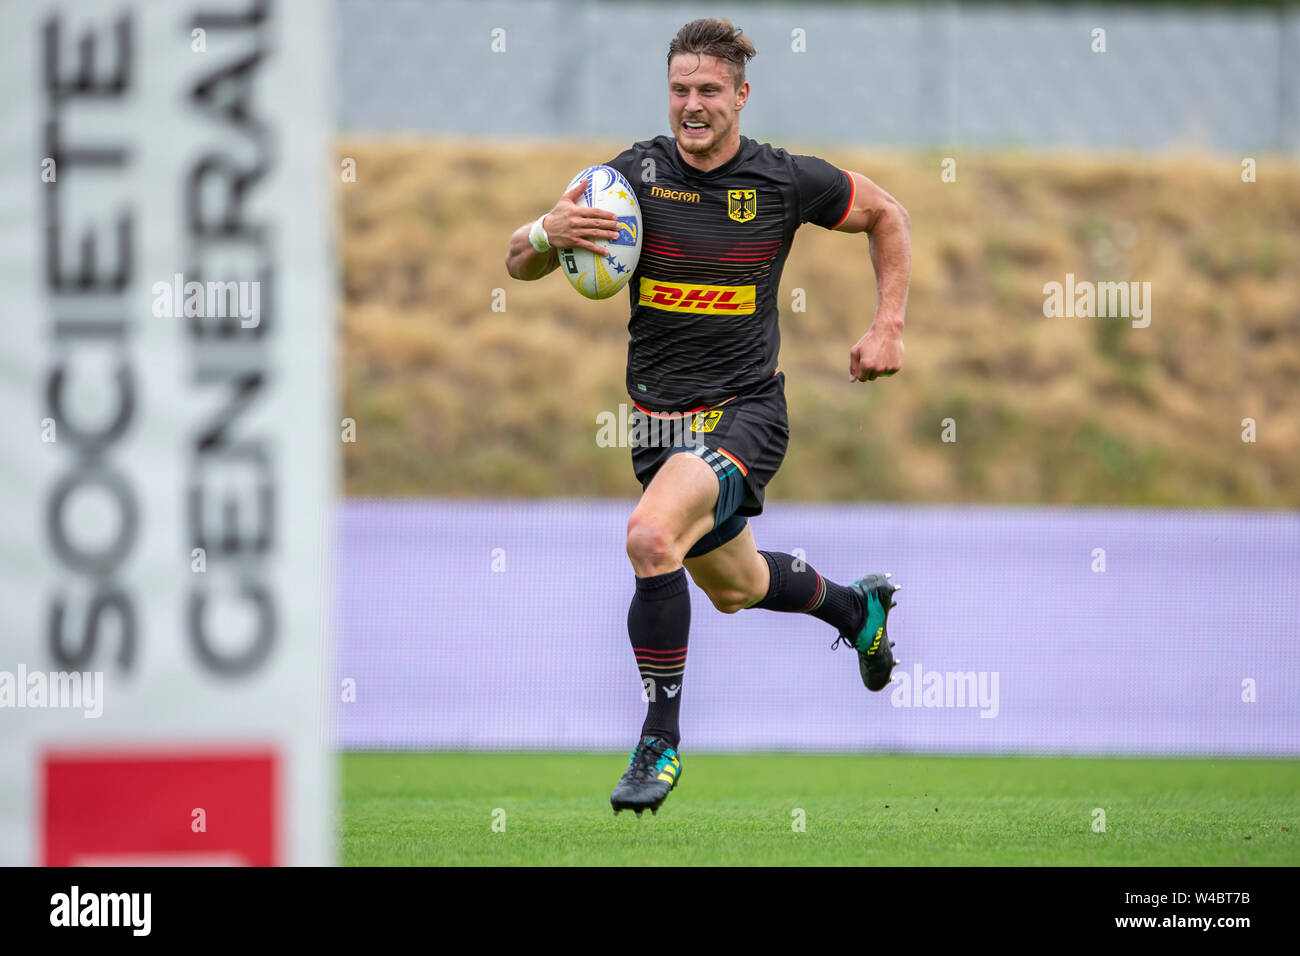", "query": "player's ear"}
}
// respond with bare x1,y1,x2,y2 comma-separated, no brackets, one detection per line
733,80,749,110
